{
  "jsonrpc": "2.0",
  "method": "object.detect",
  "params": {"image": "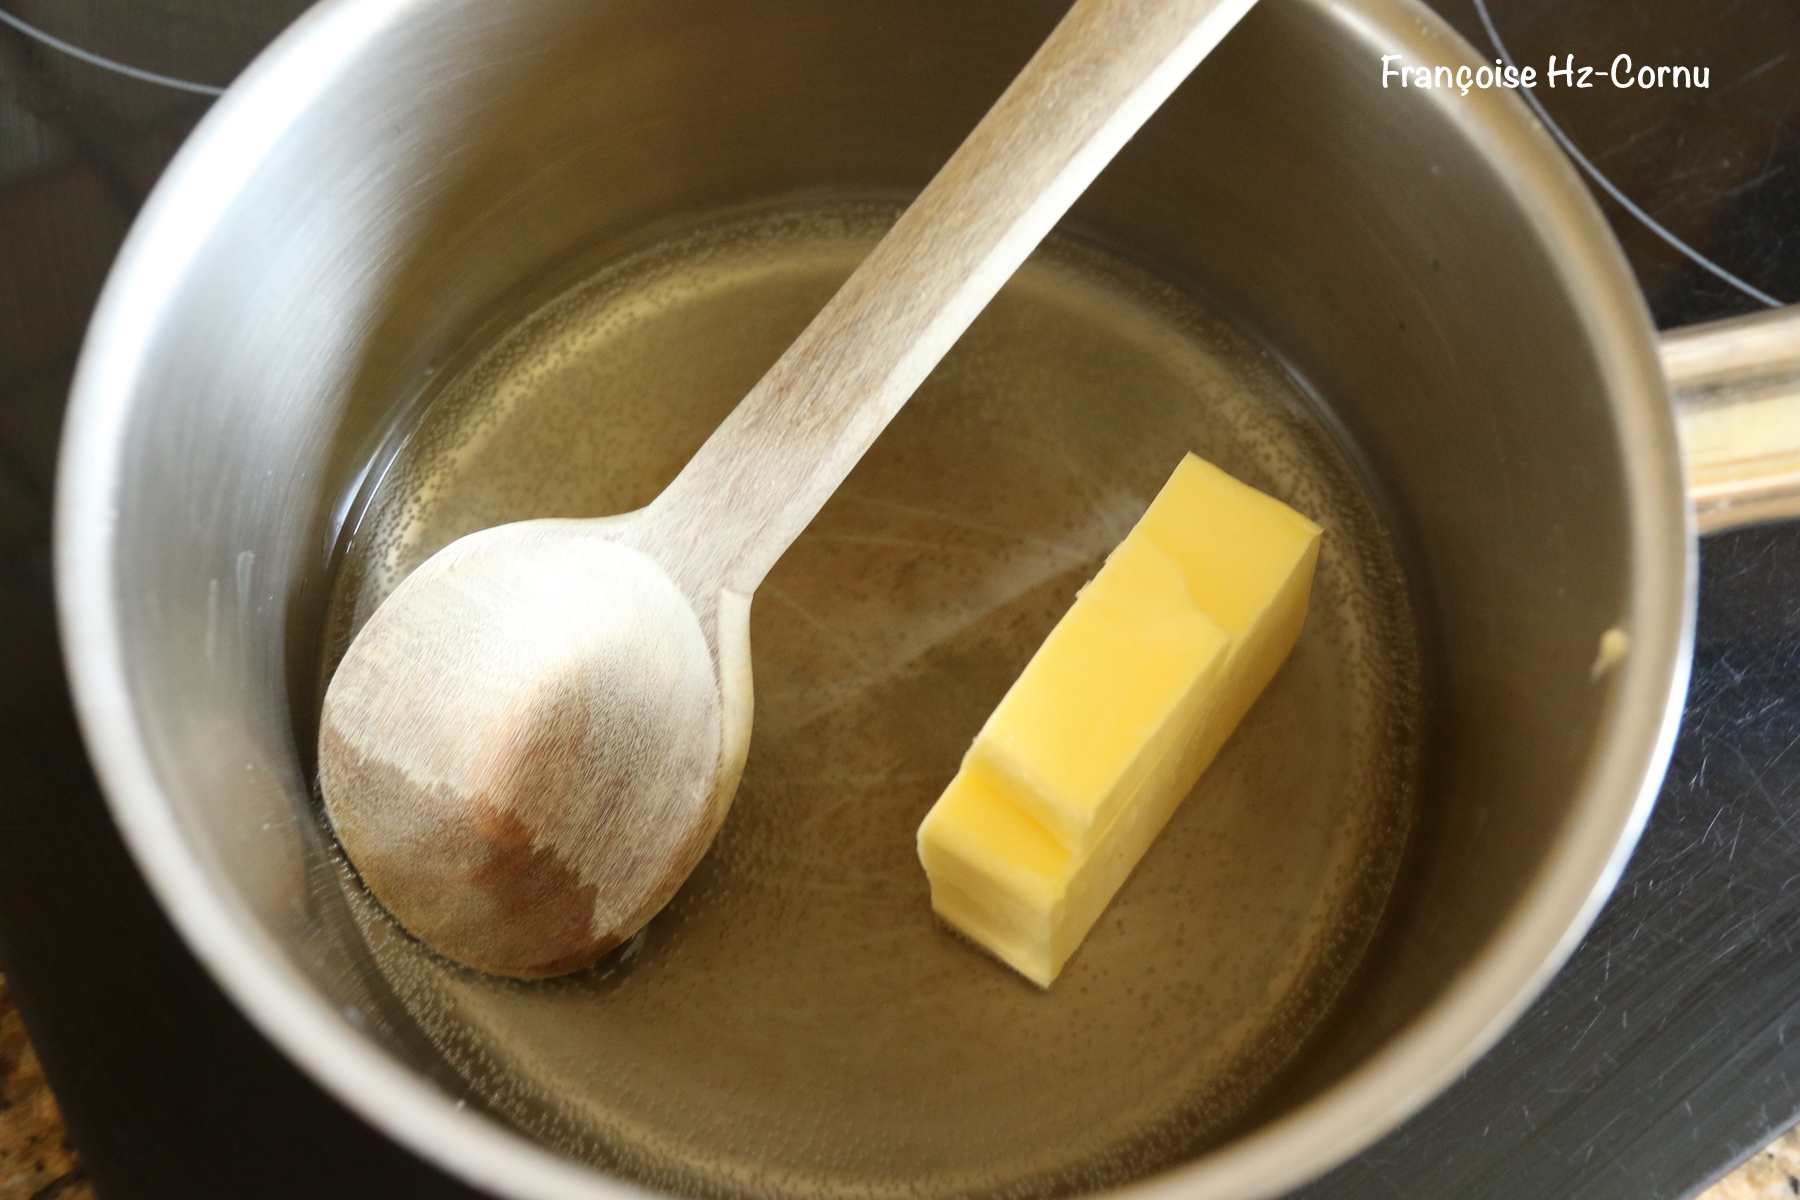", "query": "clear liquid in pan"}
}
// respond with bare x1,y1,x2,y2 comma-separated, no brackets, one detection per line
321,203,1423,1200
